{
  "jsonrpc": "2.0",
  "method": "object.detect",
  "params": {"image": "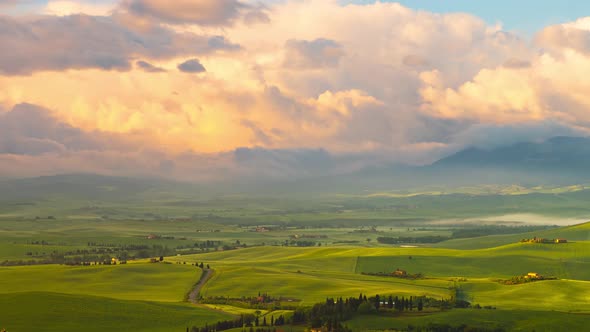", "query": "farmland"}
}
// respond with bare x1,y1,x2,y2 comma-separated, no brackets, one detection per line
1,181,590,331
